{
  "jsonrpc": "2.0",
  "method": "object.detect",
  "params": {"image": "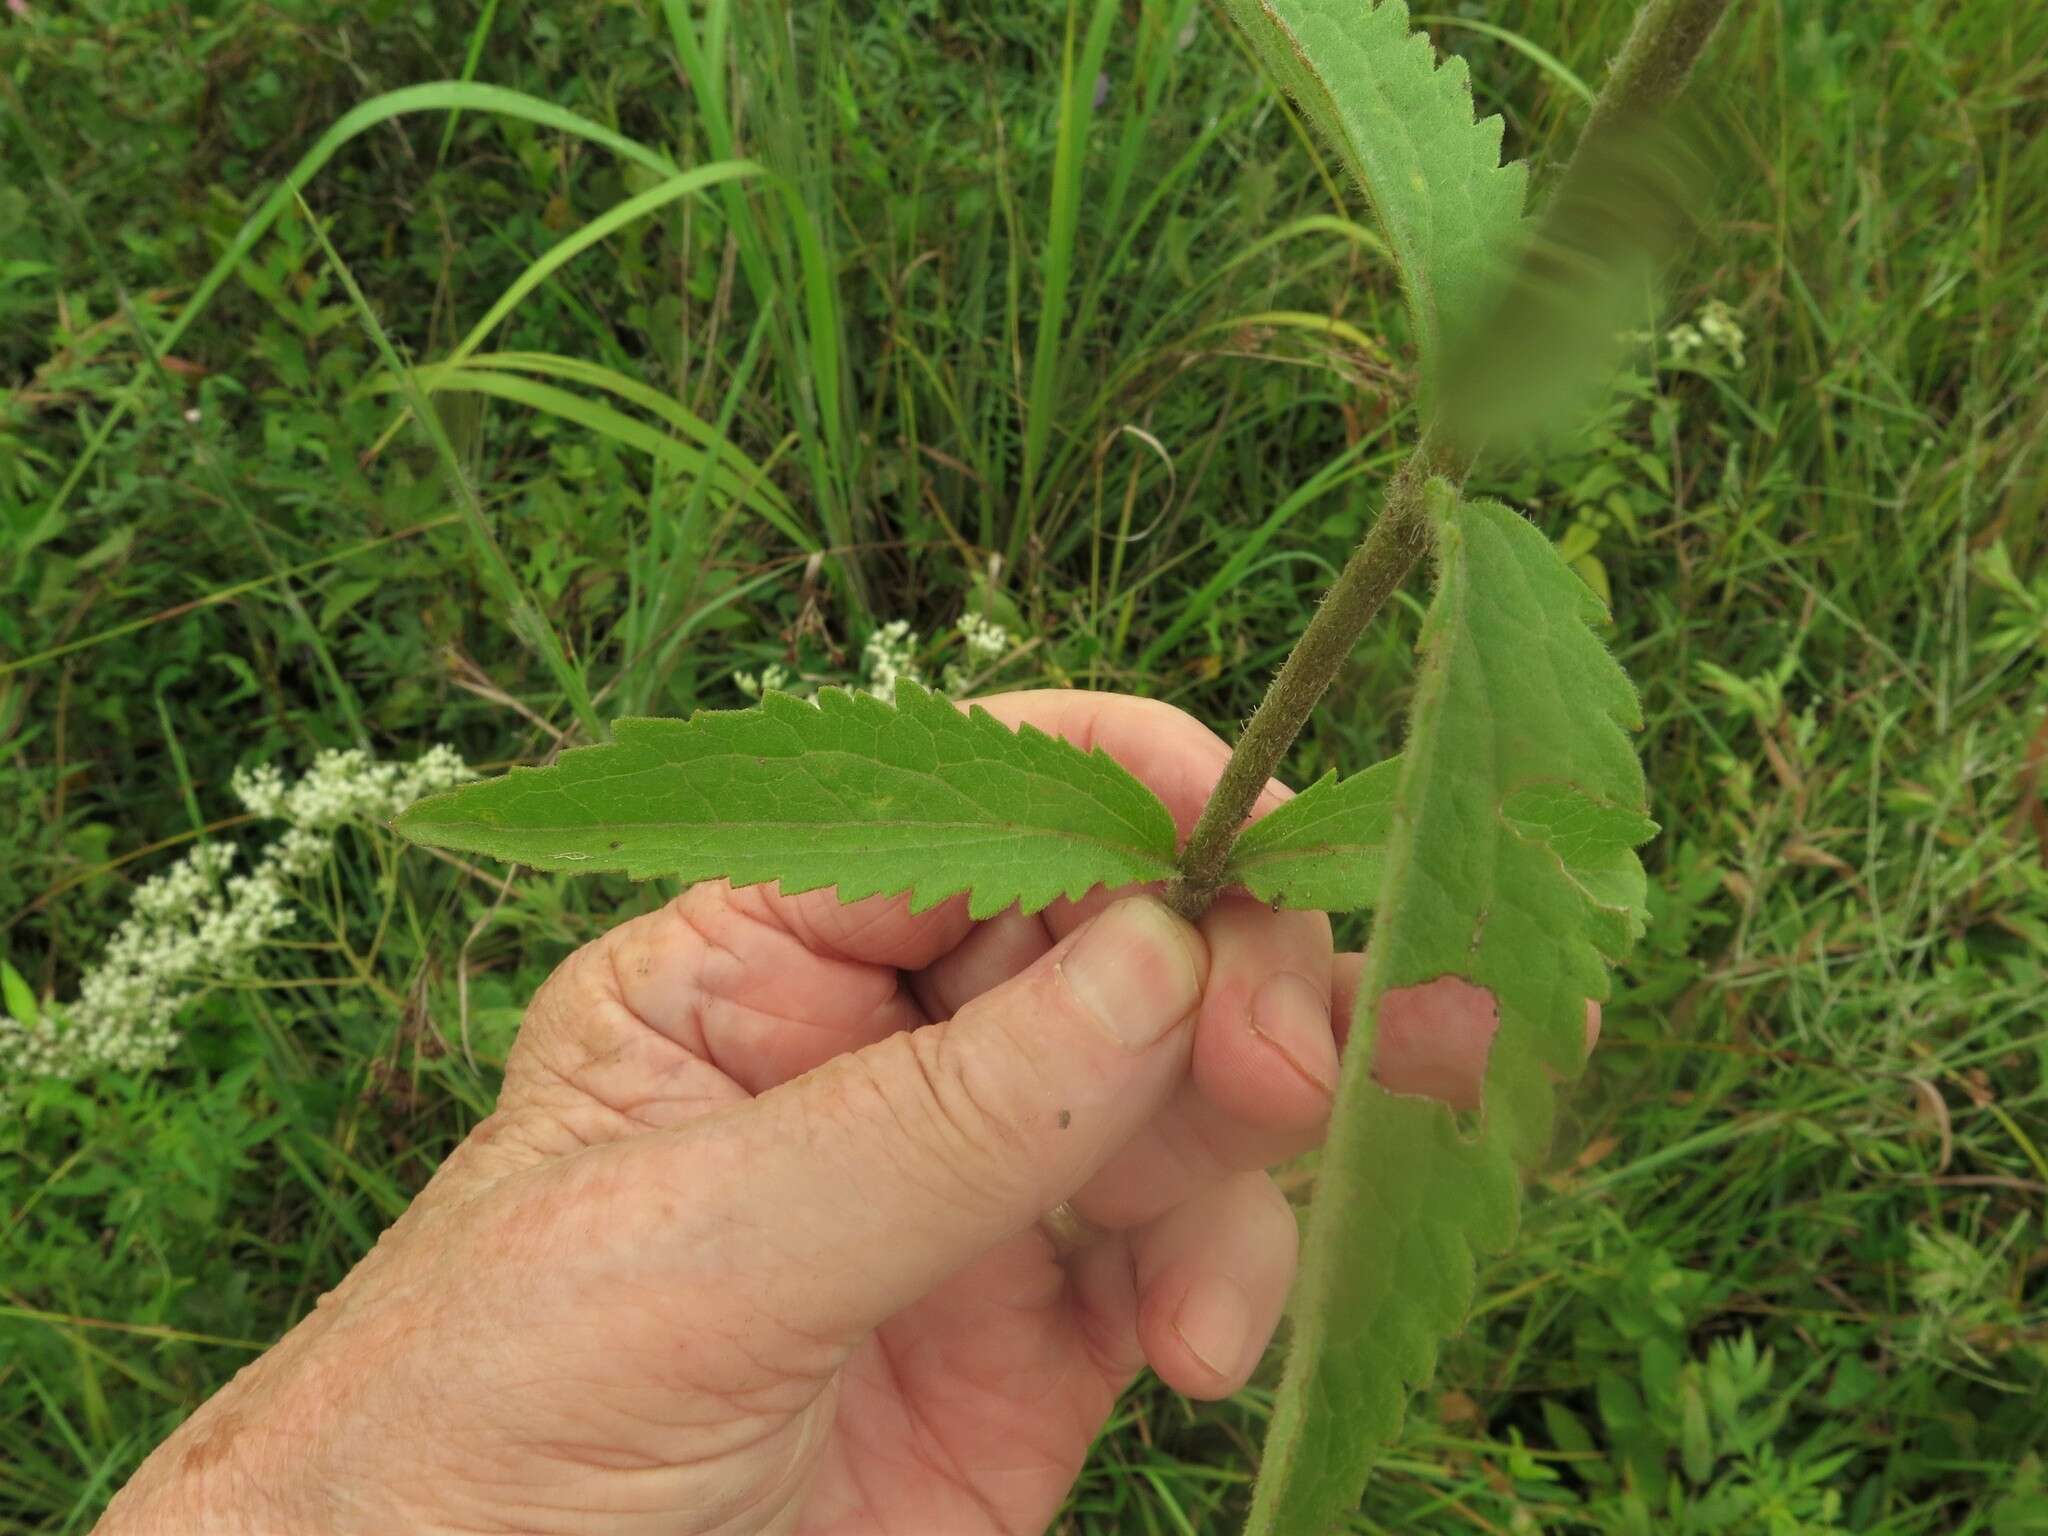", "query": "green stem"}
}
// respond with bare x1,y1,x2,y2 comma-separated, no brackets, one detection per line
1577,0,1736,148
1165,0,1736,922
1163,433,1457,919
